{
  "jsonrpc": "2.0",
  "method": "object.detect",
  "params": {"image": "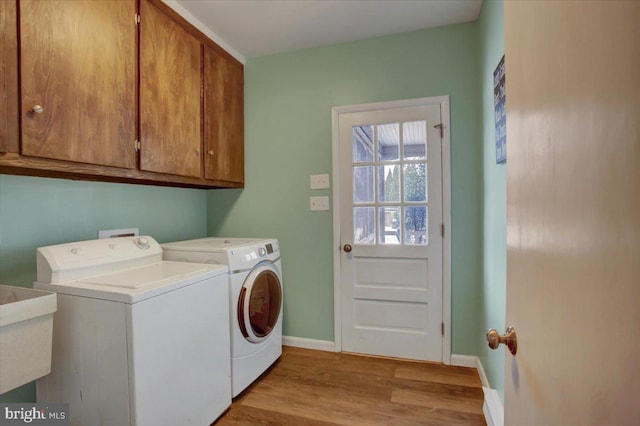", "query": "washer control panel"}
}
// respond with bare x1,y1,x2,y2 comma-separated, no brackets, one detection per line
36,236,162,284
